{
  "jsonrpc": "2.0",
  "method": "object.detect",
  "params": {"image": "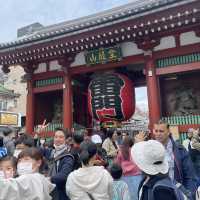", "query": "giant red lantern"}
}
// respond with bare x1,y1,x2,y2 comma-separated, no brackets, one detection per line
88,73,135,122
